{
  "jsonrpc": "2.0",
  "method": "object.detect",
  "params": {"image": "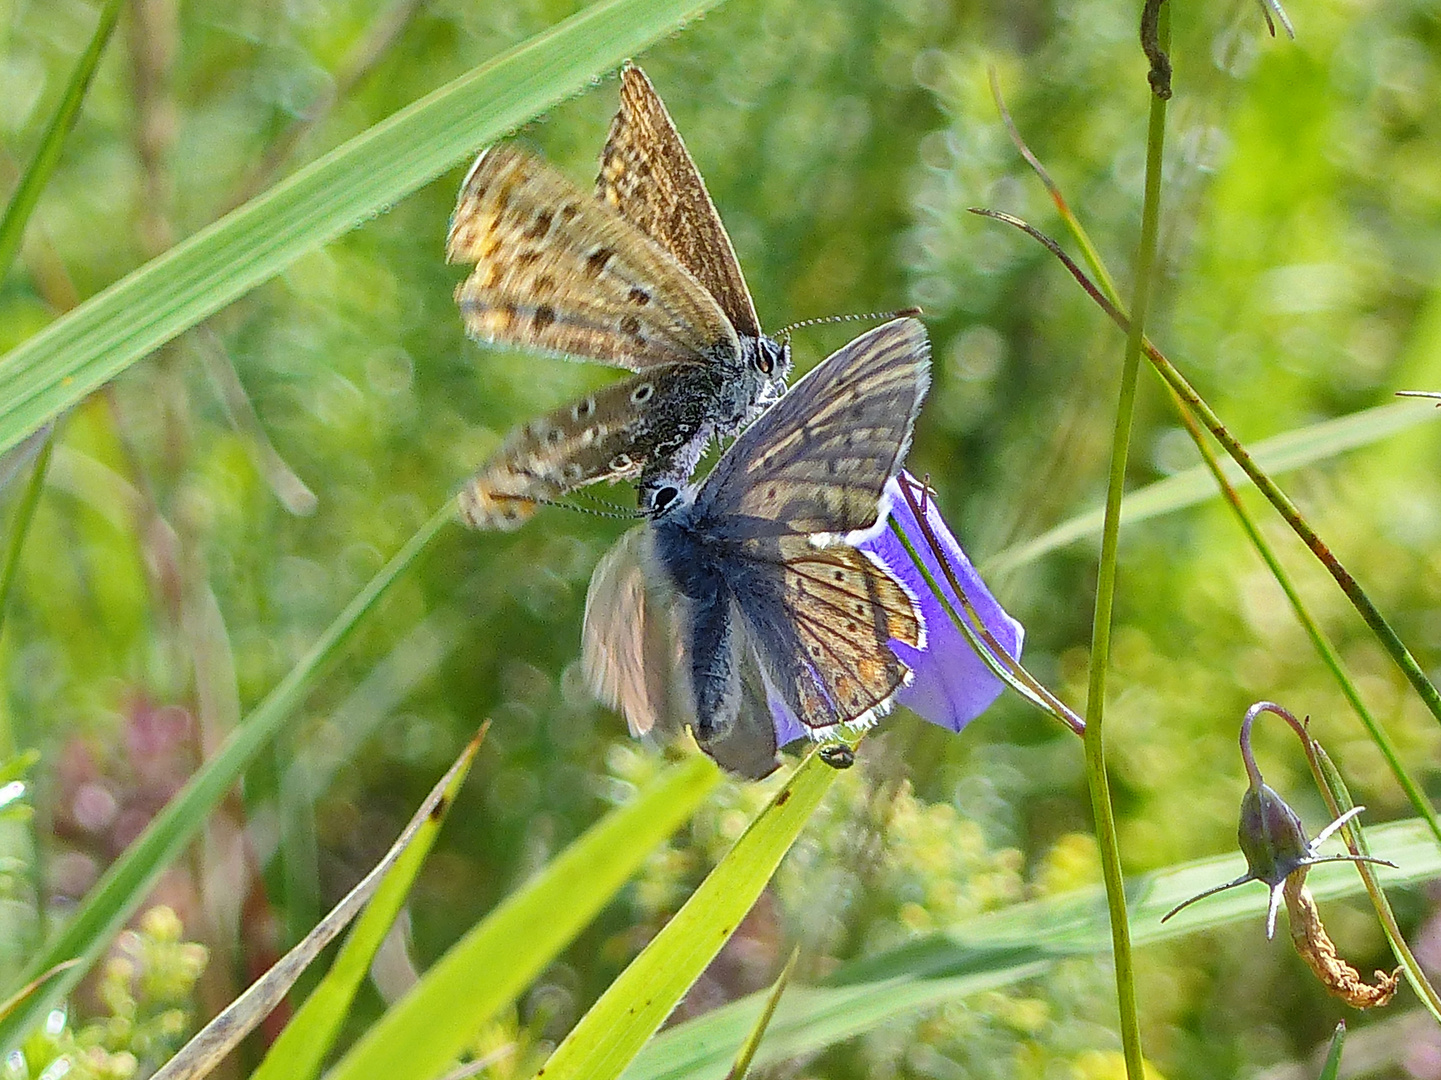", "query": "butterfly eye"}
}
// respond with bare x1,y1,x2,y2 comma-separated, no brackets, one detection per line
755,350,773,375
652,486,680,513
